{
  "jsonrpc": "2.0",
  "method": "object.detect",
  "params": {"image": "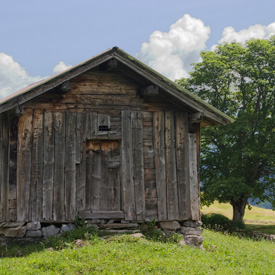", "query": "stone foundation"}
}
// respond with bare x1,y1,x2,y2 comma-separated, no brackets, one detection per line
0,219,203,246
